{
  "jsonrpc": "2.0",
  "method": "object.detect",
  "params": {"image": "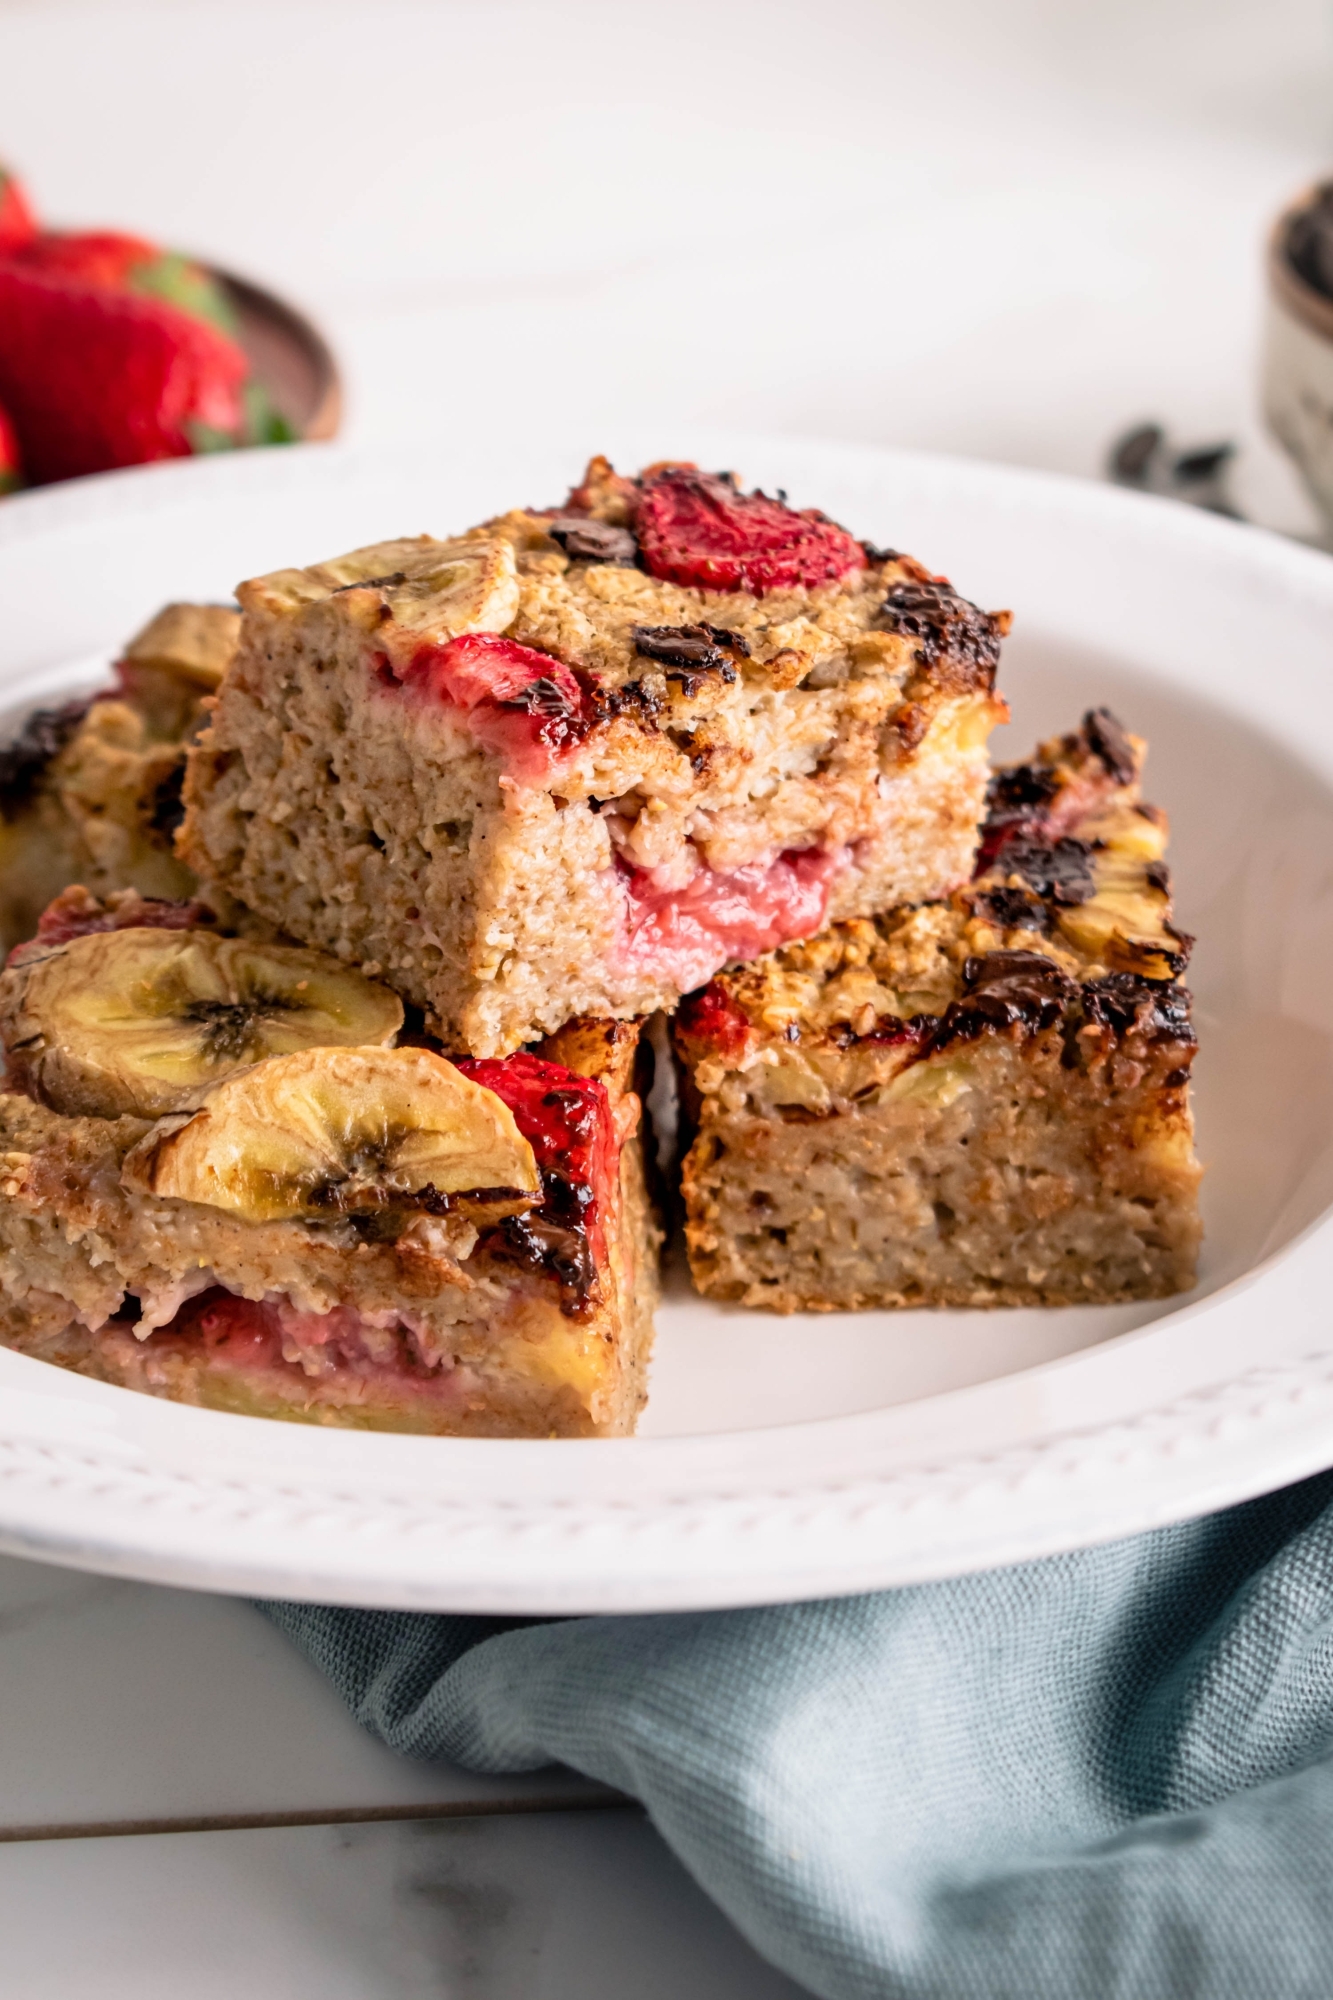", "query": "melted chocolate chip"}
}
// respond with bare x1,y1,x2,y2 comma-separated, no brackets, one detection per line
633,623,747,669
934,951,1076,1044
1145,859,1171,894
971,885,1050,933
860,541,901,565
875,580,1003,681
0,700,89,819
148,759,187,841
994,833,1096,907
501,675,580,719
1082,707,1136,786
578,672,663,729
632,624,746,696
1081,973,1195,1043
490,1169,600,1318
975,760,1062,871
547,515,639,564
987,761,1061,815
